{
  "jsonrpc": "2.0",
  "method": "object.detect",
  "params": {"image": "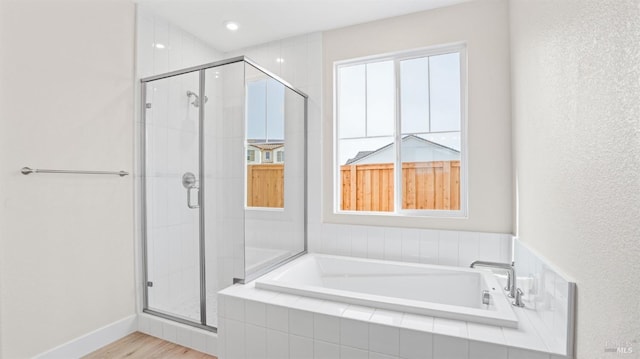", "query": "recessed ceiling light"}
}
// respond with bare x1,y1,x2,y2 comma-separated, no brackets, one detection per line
155,43,165,49
276,57,284,63
225,21,239,31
